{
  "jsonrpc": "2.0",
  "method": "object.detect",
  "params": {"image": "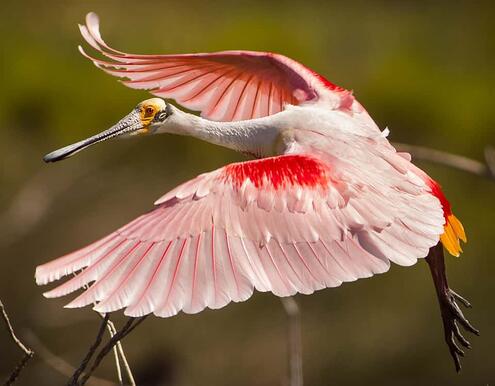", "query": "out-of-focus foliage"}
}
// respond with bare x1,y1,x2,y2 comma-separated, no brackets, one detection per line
0,1,494,385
